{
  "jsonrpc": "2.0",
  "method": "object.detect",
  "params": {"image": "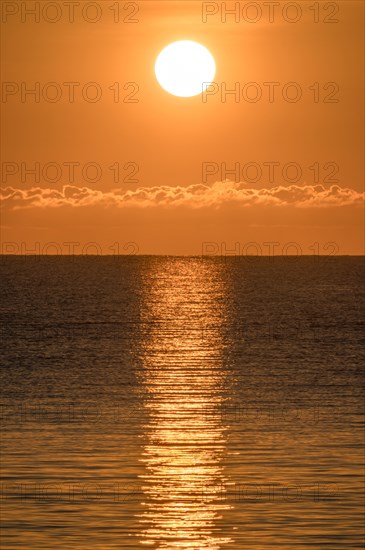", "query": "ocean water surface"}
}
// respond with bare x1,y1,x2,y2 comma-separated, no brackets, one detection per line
1,256,364,549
